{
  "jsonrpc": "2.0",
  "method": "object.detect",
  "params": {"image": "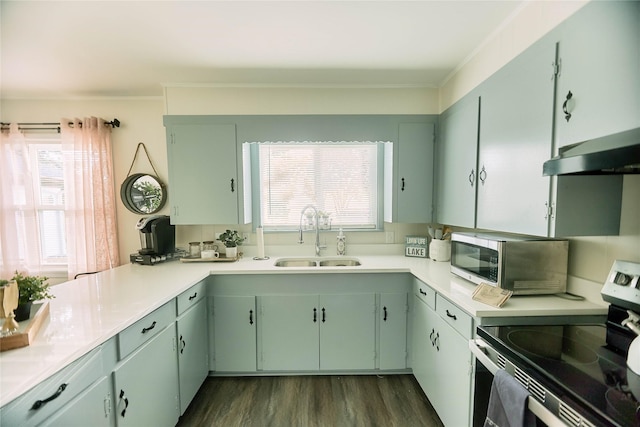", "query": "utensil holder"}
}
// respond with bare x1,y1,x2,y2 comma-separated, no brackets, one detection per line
429,239,451,262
